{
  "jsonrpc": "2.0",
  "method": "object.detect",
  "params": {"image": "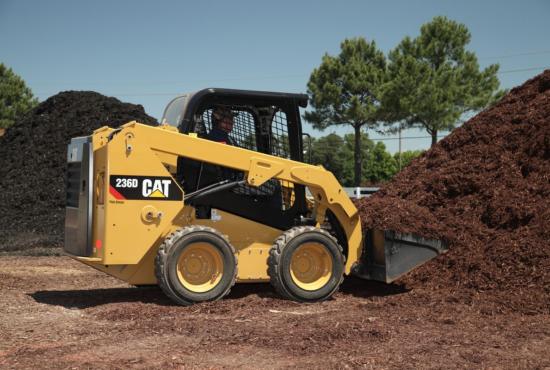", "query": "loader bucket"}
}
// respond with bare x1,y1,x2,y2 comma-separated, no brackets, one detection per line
353,229,448,283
